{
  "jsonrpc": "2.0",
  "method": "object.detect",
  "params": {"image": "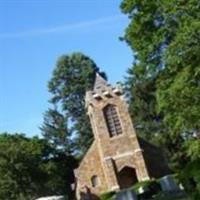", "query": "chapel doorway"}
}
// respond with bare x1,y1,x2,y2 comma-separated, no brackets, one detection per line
118,166,138,189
